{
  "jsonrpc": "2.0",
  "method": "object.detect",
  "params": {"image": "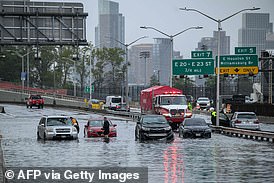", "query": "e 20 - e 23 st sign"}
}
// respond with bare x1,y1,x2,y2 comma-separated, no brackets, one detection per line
173,59,214,75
